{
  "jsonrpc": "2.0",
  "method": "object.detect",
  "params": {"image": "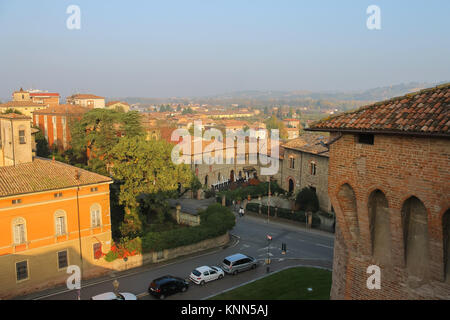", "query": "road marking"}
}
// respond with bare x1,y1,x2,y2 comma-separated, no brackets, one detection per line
315,244,333,249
